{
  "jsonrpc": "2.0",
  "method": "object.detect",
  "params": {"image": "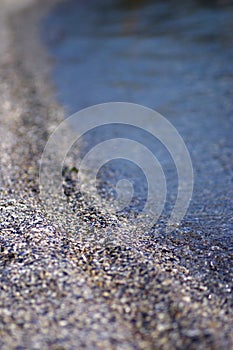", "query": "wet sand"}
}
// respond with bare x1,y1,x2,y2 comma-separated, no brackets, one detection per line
0,1,232,349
